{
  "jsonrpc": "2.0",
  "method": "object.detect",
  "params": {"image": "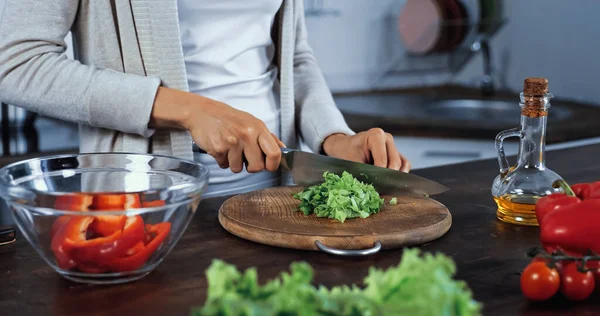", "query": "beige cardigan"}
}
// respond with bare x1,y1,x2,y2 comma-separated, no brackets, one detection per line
0,0,354,161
